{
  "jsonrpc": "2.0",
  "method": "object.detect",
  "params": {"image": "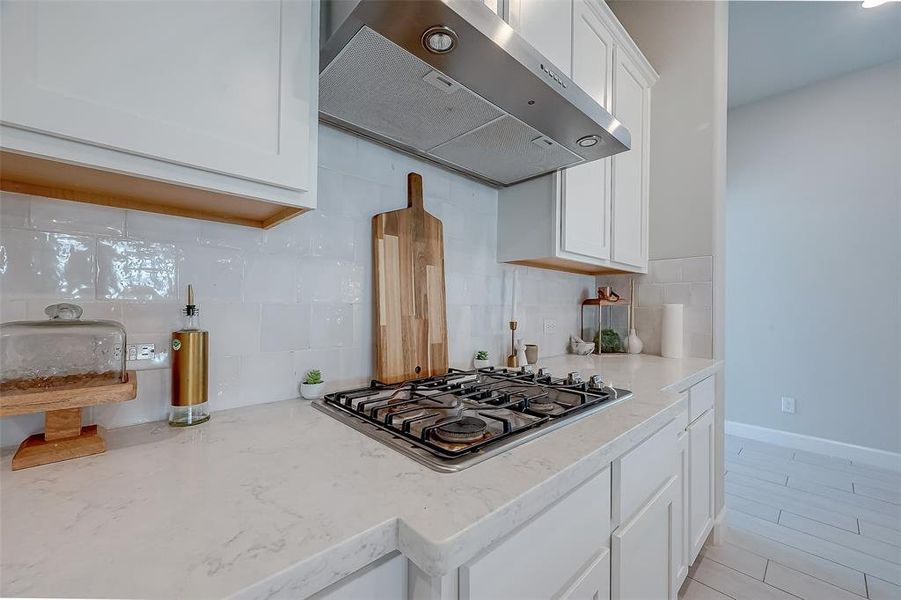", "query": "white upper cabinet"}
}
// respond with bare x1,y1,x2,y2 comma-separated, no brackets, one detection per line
611,50,650,268
0,0,318,227
497,0,657,274
561,0,616,261
508,0,574,76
